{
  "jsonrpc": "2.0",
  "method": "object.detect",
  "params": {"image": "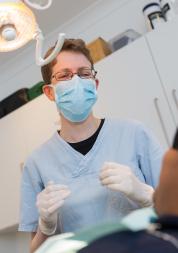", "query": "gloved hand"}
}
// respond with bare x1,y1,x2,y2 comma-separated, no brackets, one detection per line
99,162,154,207
36,181,71,235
